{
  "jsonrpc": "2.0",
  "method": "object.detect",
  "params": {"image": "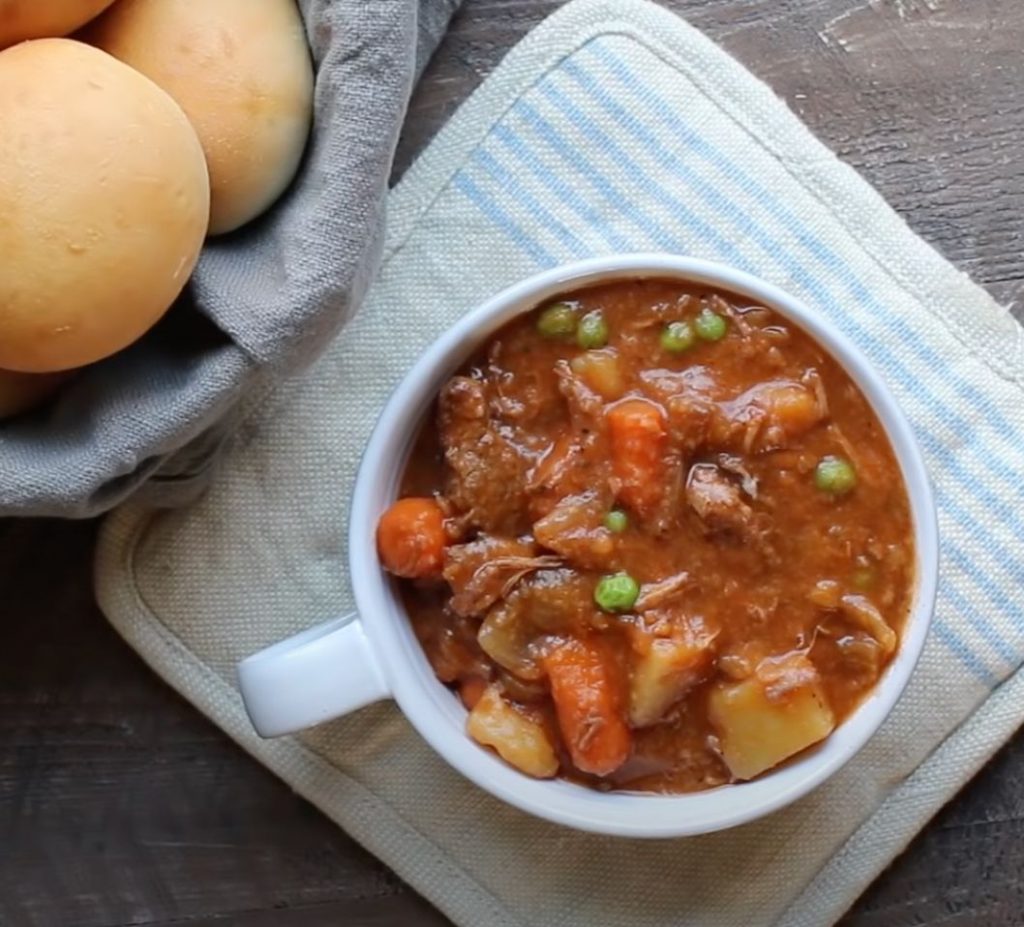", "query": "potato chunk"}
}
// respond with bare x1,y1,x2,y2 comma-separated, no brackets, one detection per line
628,620,716,727
707,653,835,780
570,348,626,400
467,686,559,778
